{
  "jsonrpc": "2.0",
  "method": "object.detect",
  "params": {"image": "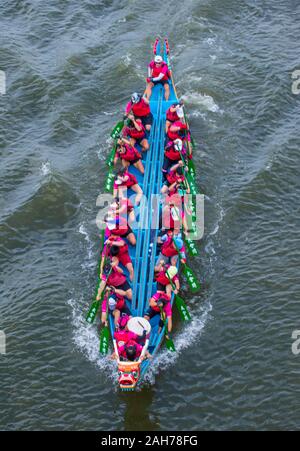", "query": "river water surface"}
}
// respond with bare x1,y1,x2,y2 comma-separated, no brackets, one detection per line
1,0,300,431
